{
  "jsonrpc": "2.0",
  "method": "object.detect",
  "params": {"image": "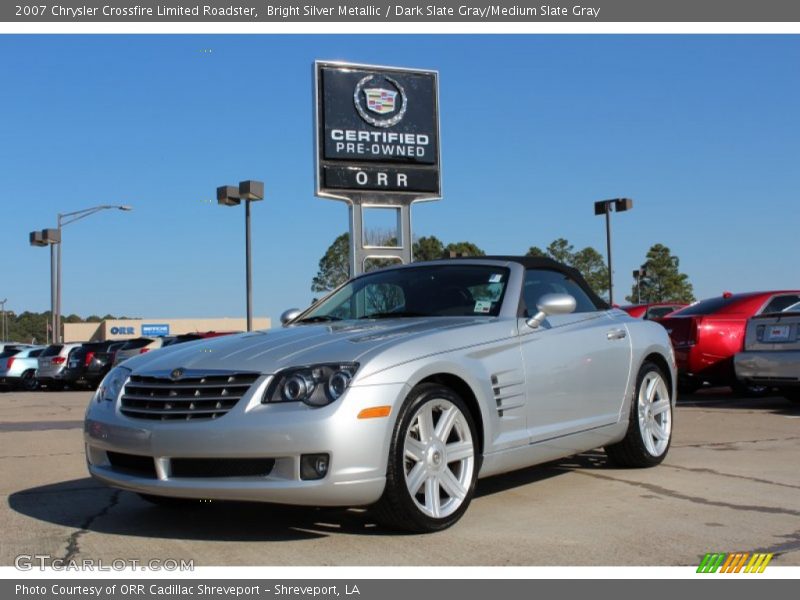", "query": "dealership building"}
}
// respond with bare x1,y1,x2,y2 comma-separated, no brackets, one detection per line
63,317,271,343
